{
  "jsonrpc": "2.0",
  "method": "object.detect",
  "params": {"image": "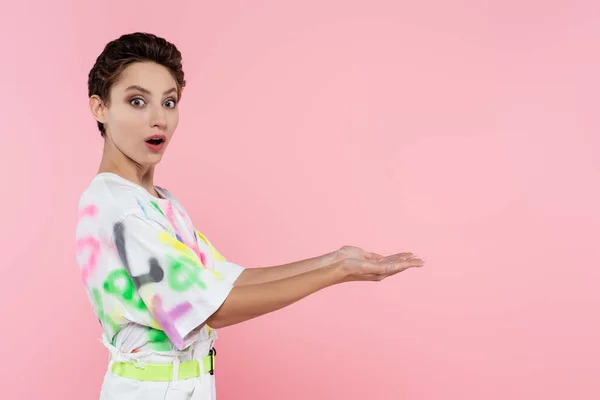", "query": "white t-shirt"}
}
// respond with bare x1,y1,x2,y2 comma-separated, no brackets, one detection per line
75,173,244,352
